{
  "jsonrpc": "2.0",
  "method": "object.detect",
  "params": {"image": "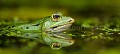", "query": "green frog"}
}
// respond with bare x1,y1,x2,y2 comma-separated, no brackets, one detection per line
0,12,75,50
0,12,74,36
